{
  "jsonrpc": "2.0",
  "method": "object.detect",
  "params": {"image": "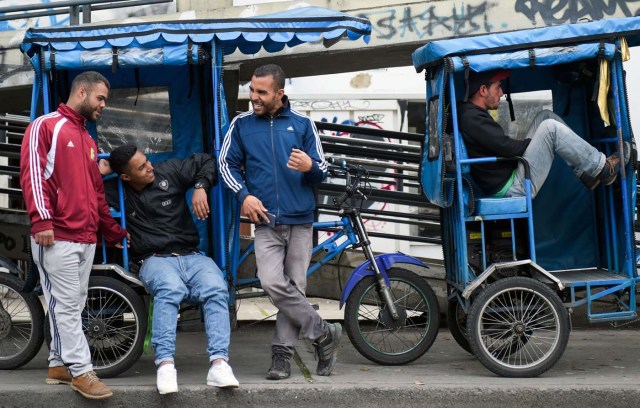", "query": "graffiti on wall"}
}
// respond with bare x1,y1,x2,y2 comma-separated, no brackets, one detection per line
515,0,640,25
358,1,496,41
291,100,371,111
357,0,640,44
2,1,638,38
